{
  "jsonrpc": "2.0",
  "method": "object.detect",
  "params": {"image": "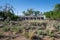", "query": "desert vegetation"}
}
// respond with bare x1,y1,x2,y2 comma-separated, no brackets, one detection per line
0,20,60,40
0,3,60,40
